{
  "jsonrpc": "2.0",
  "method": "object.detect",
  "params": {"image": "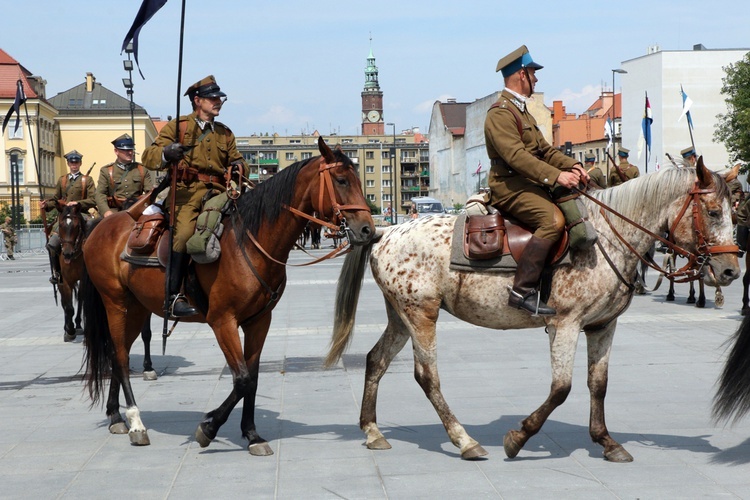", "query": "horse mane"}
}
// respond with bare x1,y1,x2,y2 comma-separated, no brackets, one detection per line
589,167,729,229
233,148,353,238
